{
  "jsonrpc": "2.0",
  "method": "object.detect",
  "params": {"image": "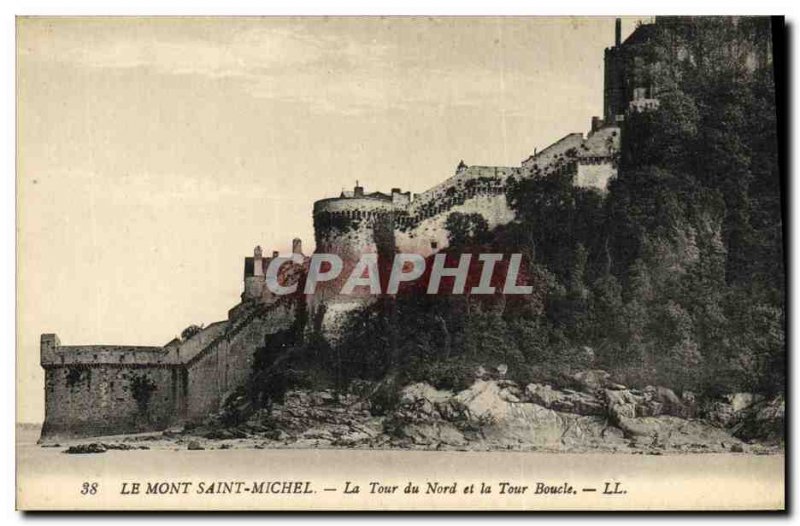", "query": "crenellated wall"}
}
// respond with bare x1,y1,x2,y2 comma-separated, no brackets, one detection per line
311,124,619,263
396,192,516,256
313,197,400,258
